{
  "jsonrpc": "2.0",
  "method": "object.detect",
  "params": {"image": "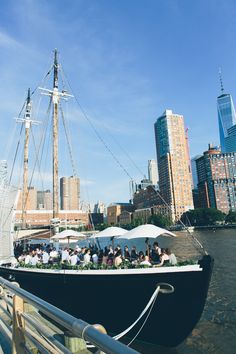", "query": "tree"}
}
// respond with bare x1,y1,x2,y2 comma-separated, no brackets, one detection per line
181,208,225,226
148,213,172,228
225,210,236,224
